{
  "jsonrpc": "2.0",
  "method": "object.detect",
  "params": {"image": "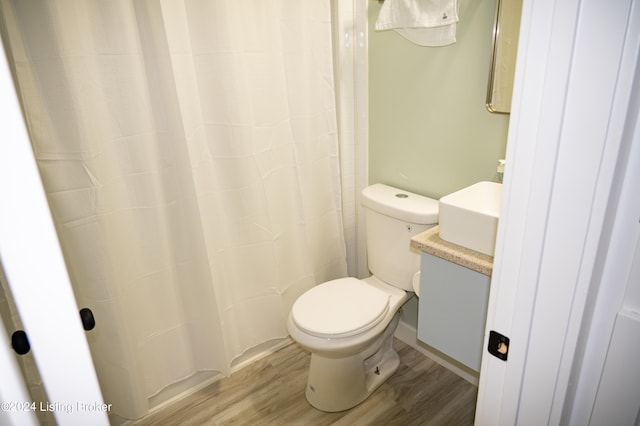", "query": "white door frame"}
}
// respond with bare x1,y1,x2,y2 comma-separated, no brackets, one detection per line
475,0,640,424
0,38,108,425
